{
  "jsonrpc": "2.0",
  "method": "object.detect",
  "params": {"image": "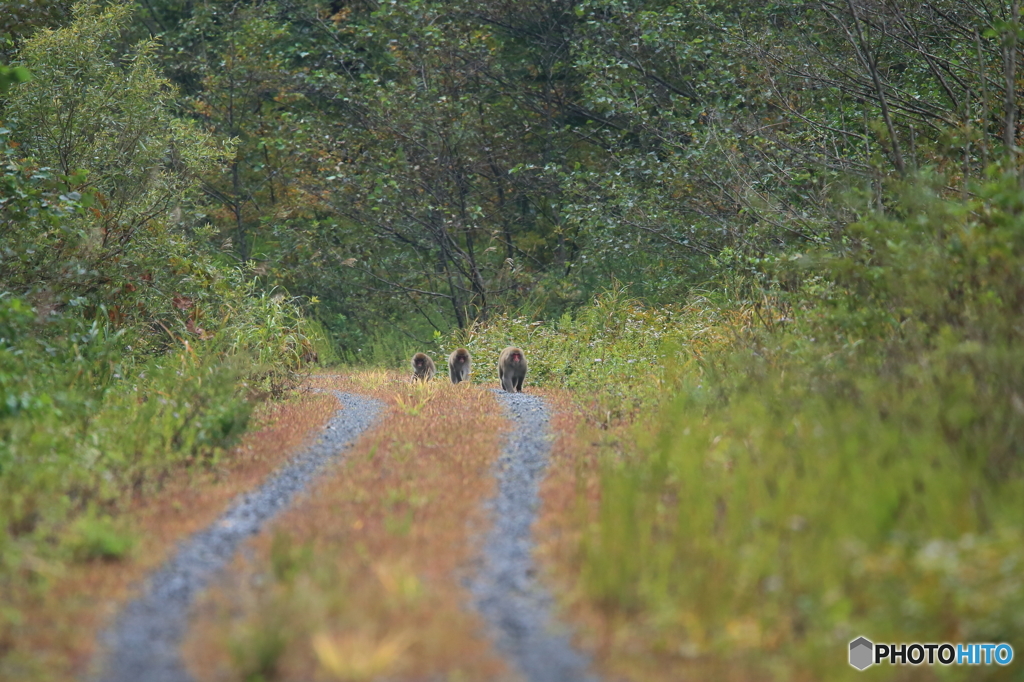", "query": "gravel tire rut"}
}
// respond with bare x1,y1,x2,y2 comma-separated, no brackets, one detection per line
93,390,382,682
471,391,598,682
